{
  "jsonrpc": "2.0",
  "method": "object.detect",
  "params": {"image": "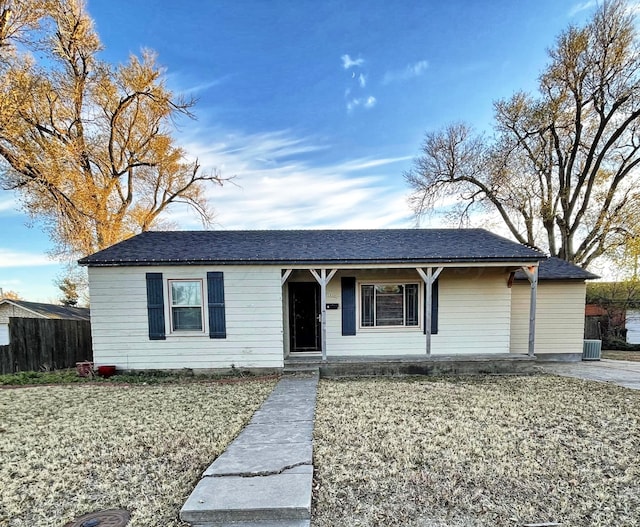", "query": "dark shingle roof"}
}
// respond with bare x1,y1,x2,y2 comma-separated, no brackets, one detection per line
0,299,90,320
79,229,546,266
514,257,598,281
